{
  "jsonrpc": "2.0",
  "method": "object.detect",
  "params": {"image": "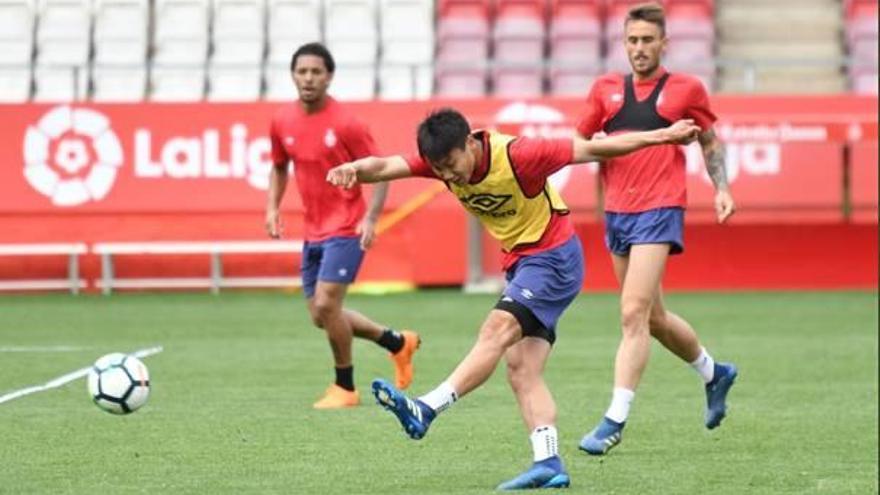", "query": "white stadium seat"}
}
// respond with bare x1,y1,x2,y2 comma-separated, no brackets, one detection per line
325,0,378,64
212,0,266,65
267,0,322,65
0,0,36,65
36,0,92,66
153,0,209,65
378,65,432,100
0,68,32,102
150,66,206,101
329,64,376,100
33,65,88,101
92,65,147,102
208,65,263,101
93,0,149,65
380,0,434,65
